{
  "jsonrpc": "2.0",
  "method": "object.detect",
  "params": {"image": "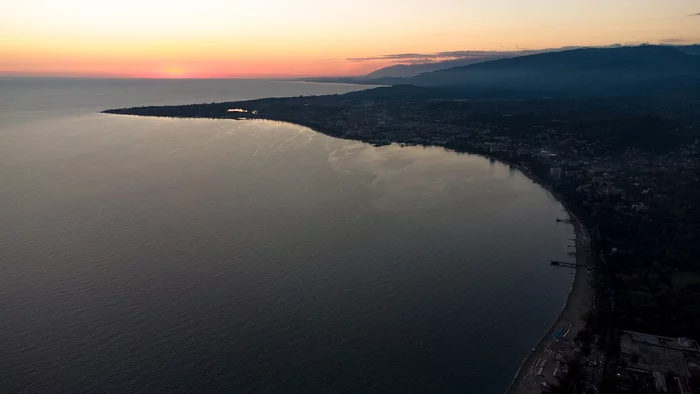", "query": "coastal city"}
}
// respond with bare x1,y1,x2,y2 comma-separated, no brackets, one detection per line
7,0,700,392
108,89,700,393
